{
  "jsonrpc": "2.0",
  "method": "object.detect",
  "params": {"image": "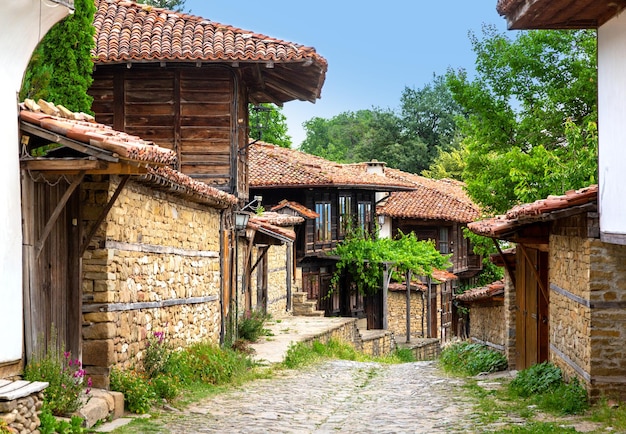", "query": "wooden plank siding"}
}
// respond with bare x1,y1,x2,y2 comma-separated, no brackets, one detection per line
90,65,248,198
